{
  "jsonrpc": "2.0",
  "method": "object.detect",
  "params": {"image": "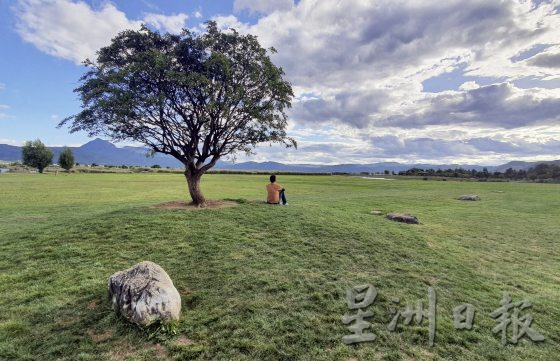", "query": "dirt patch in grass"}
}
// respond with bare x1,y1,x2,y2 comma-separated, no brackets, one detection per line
105,342,135,360
88,330,113,342
105,341,168,360
149,200,237,210
86,300,98,310
152,343,168,358
174,335,193,346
